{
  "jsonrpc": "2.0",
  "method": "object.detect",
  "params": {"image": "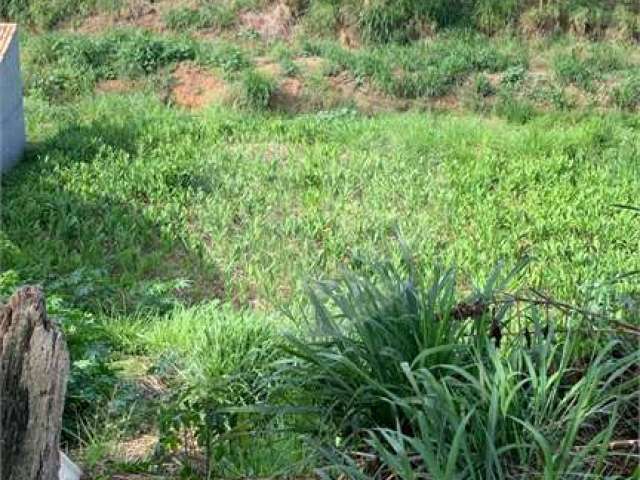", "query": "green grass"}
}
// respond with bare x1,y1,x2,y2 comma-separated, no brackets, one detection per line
287,259,639,478
2,5,640,476
302,32,528,99
163,4,236,32
3,94,640,315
